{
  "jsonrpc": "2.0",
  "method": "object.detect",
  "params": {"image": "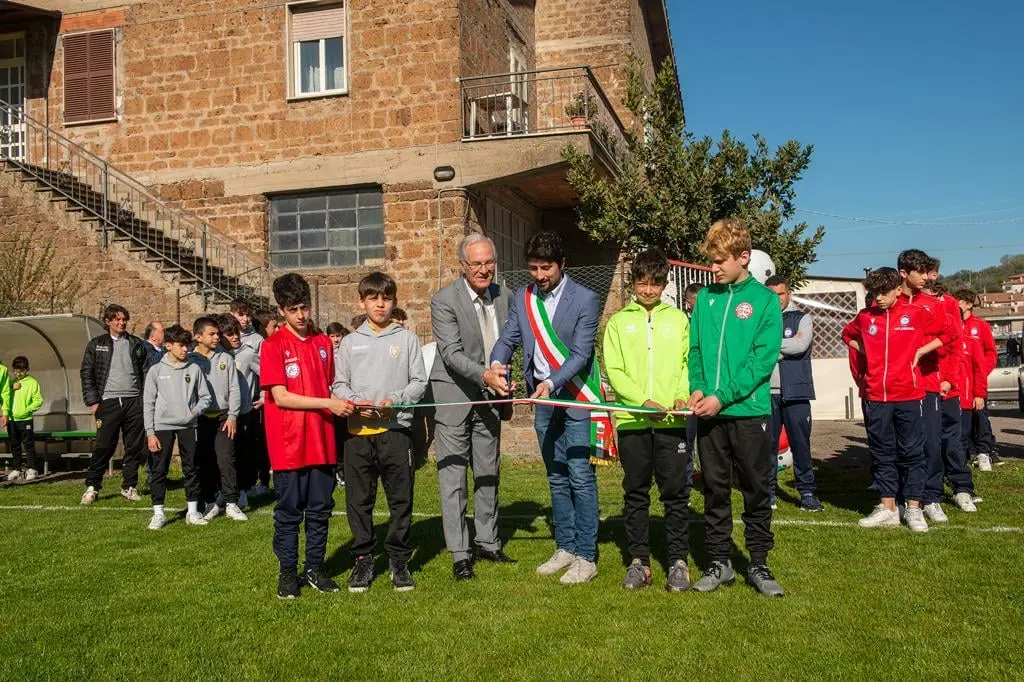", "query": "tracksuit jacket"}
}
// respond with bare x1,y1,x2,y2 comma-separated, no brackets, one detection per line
80,333,149,407
963,315,997,374
956,335,988,408
143,356,212,436
842,300,957,403
898,290,959,395
0,364,12,419
688,274,782,418
11,375,43,422
188,349,241,420
603,299,690,430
